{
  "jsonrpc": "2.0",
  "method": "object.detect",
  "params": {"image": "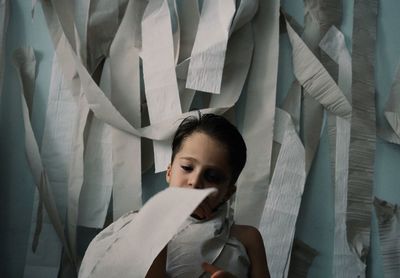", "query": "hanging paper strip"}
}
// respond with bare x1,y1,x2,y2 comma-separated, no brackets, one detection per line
79,188,216,278
176,0,199,63
0,0,9,110
86,0,122,72
25,49,77,277
319,25,366,278
108,0,144,220
78,58,113,228
301,0,342,174
346,1,378,276
381,63,400,144
234,0,280,227
185,0,235,94
285,19,351,121
141,0,182,173
12,47,75,276
259,108,306,278
374,197,400,277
